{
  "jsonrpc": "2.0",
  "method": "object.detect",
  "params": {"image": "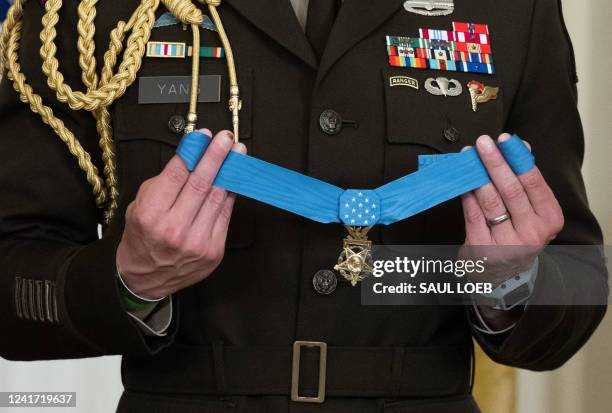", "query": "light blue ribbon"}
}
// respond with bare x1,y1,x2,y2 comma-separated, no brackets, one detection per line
177,132,535,226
